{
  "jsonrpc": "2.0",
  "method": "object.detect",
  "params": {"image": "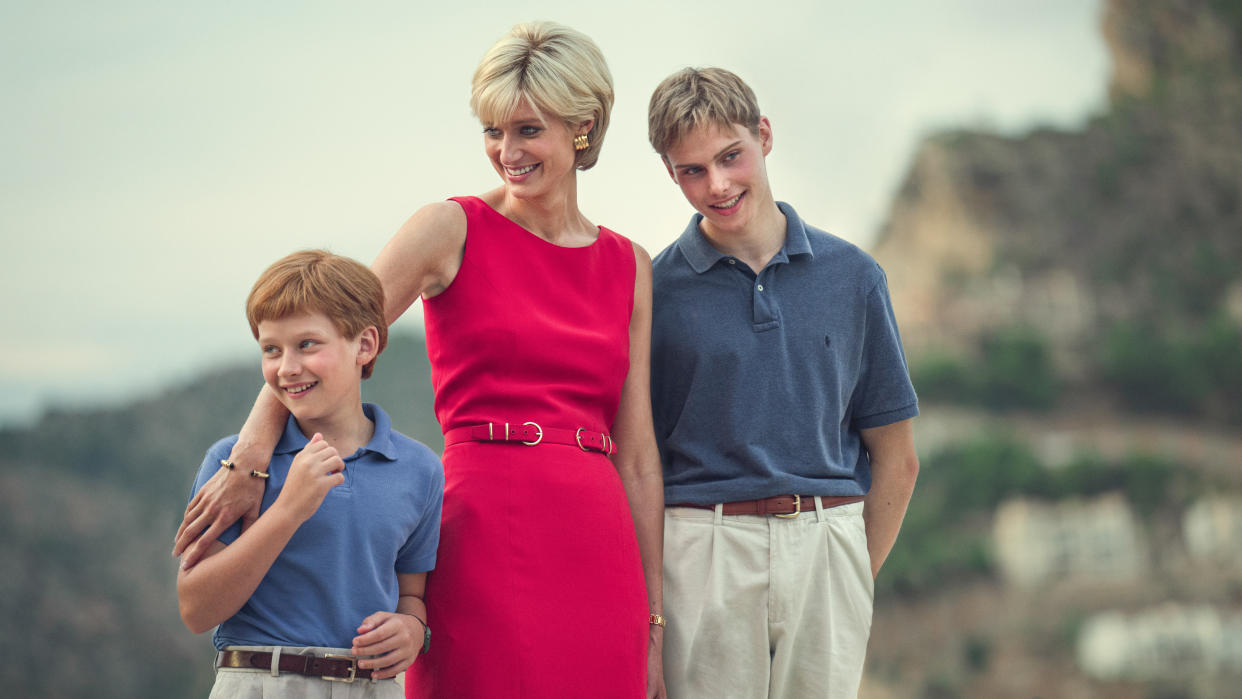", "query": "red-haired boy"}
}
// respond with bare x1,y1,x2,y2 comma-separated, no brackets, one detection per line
177,250,442,698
